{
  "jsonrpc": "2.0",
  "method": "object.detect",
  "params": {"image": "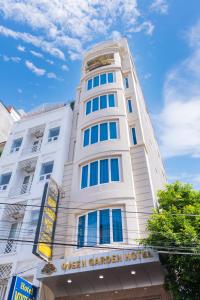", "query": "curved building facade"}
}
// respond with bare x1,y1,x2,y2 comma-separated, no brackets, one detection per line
37,39,170,300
